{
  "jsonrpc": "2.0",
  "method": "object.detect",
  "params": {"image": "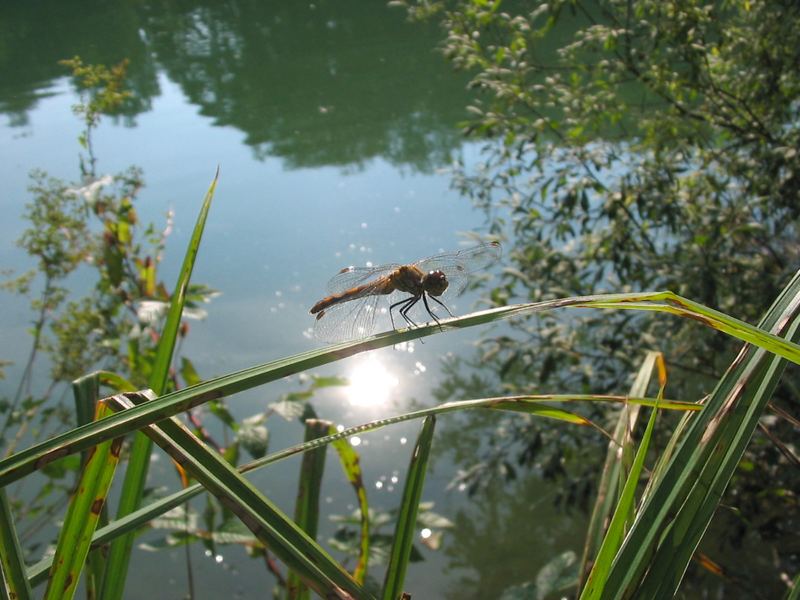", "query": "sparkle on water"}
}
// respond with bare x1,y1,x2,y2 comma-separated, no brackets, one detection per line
345,355,399,407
